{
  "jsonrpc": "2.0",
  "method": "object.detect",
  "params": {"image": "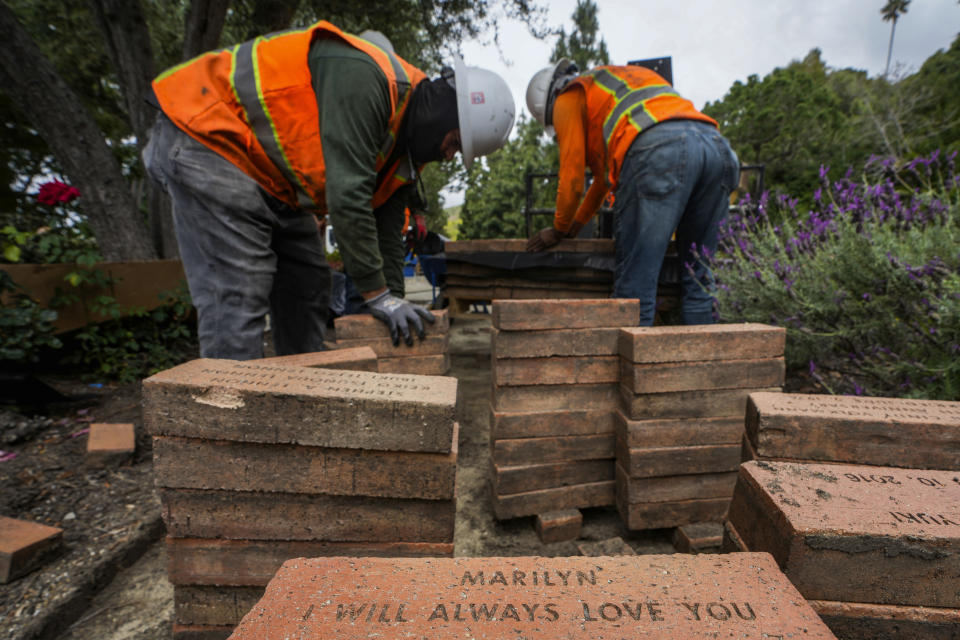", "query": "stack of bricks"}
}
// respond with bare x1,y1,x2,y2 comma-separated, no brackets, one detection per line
742,392,960,469
726,460,960,638
330,309,450,375
143,358,458,640
616,324,786,531
489,299,639,521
